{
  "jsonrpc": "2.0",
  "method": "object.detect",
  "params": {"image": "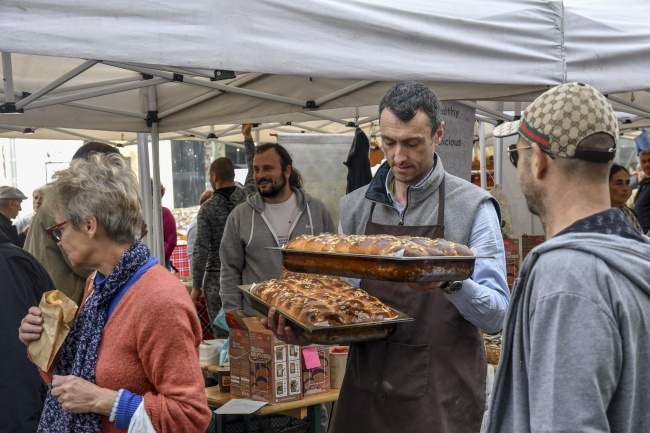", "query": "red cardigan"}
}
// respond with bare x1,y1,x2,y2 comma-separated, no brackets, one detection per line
42,265,211,432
